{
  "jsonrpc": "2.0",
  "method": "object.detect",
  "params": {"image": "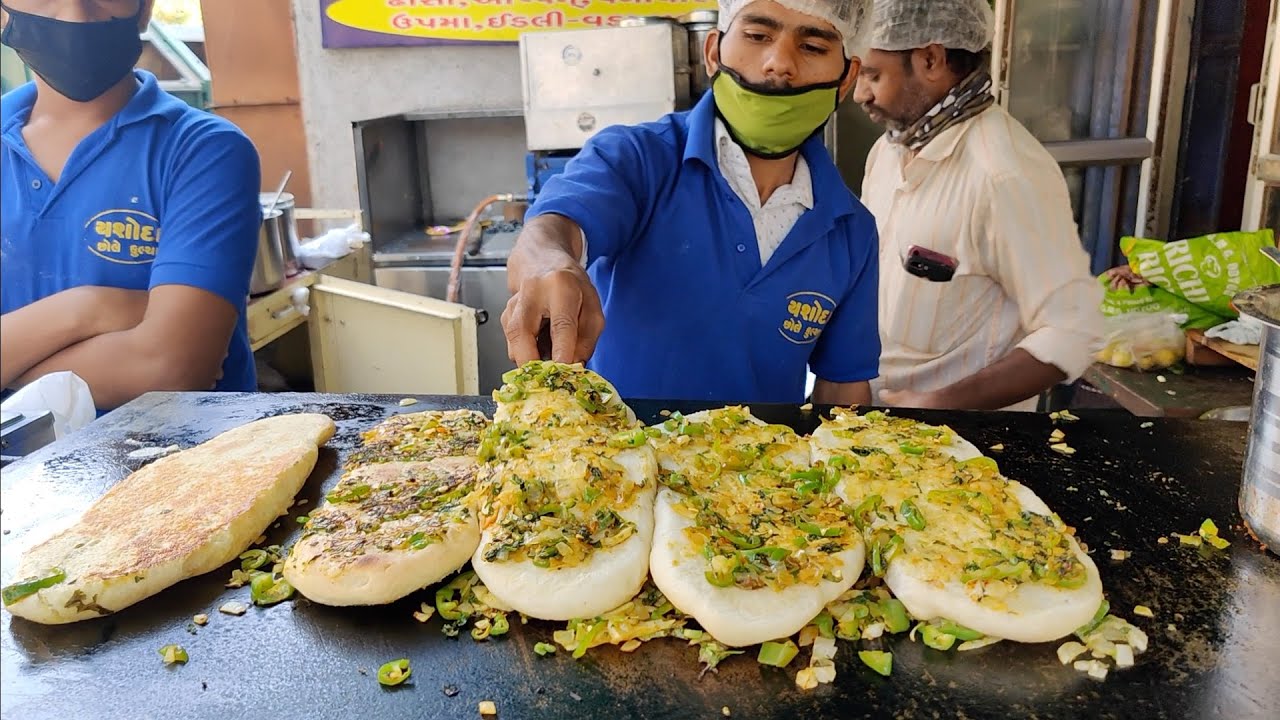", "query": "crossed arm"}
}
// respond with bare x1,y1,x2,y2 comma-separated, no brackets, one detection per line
1,284,238,410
